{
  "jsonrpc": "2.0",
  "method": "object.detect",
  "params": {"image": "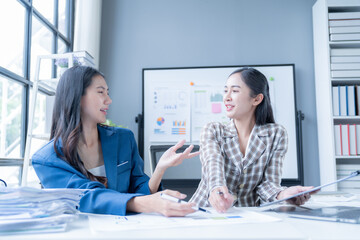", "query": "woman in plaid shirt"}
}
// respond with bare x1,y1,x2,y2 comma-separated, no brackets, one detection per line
190,67,314,213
